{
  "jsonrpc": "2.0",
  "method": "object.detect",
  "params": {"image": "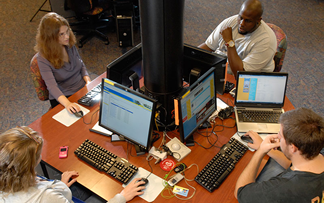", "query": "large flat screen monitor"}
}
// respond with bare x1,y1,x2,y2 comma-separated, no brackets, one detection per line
175,67,217,144
99,78,157,154
106,43,227,94
183,44,227,95
107,43,142,88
